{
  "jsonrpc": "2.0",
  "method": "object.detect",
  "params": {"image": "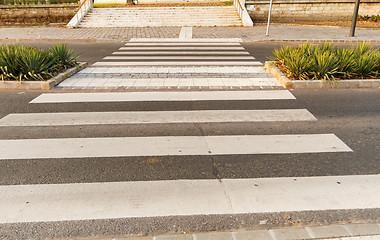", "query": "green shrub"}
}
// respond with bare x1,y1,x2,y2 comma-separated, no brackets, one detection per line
0,44,79,81
50,43,80,69
310,48,339,82
271,42,380,83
